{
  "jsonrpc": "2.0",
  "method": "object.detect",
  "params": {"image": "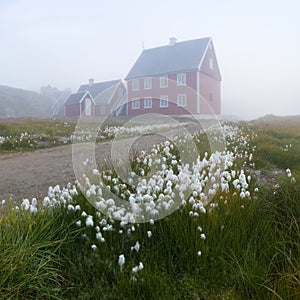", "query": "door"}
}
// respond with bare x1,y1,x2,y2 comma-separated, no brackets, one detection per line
85,98,92,116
